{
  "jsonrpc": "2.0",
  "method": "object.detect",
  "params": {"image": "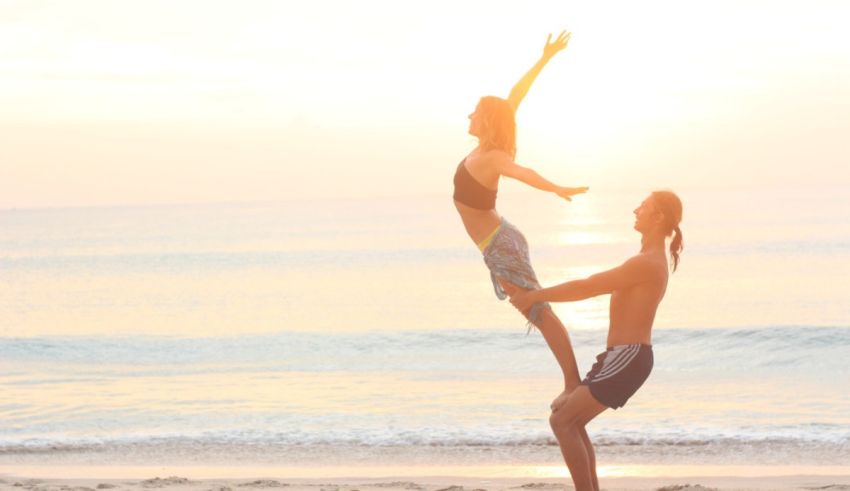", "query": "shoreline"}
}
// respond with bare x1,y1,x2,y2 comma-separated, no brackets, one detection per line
1,470,850,491
3,463,850,480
